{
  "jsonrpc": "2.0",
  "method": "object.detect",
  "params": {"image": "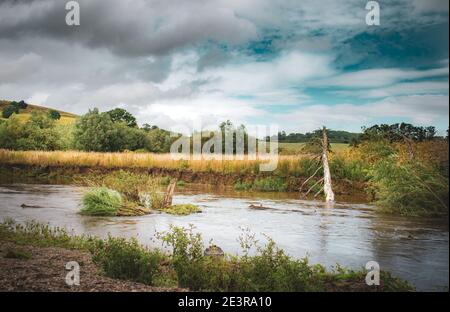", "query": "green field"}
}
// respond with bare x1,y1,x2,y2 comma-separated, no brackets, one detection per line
0,100,77,125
